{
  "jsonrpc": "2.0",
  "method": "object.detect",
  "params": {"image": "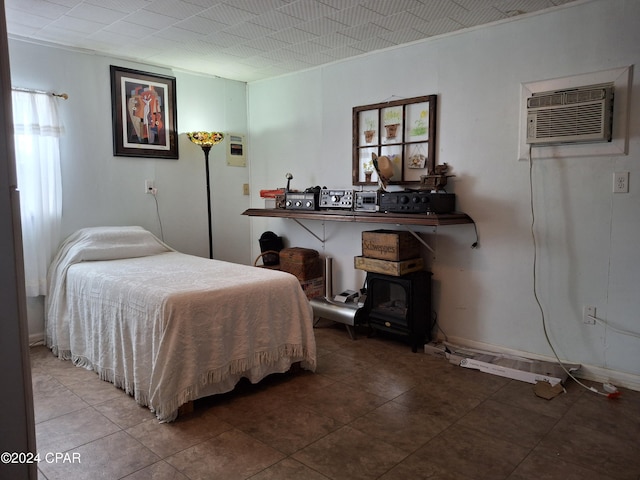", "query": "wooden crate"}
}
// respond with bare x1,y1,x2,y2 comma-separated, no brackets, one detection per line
300,276,324,299
279,247,323,281
362,229,421,261
354,256,424,276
